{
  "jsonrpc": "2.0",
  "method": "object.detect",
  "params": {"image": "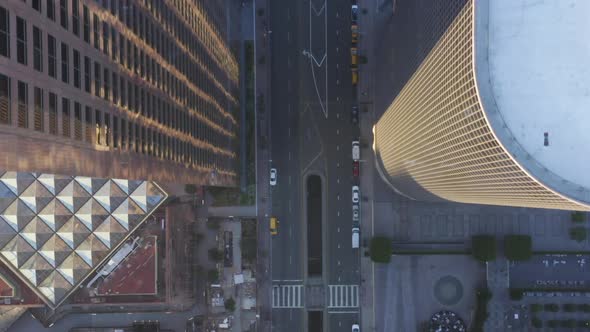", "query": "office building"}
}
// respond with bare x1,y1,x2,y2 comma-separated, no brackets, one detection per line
374,0,590,211
0,0,239,186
